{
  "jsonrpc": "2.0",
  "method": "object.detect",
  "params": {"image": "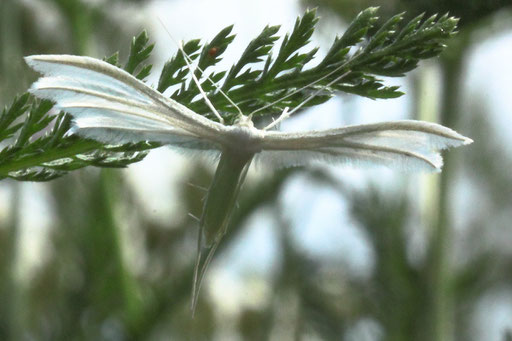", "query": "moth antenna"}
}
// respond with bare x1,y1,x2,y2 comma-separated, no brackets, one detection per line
249,61,351,118
178,40,225,124
261,70,351,131
157,17,244,120
178,43,245,120
285,70,351,117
